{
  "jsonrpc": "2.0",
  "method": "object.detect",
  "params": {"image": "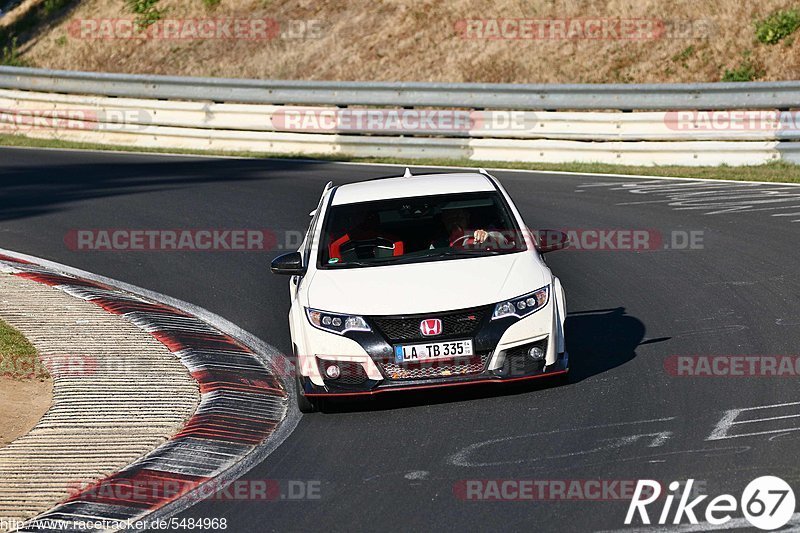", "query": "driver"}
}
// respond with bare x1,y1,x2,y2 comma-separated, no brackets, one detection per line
431,208,508,248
